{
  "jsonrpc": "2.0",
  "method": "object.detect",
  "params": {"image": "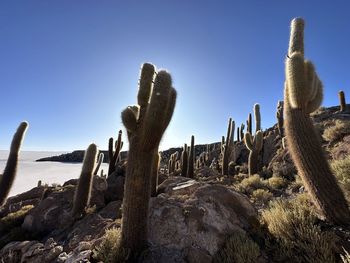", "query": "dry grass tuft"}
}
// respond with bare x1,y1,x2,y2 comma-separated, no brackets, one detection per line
251,189,273,204
267,176,288,190
214,231,260,263
331,155,350,202
261,195,337,263
323,119,350,143
237,174,266,194
93,227,129,263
